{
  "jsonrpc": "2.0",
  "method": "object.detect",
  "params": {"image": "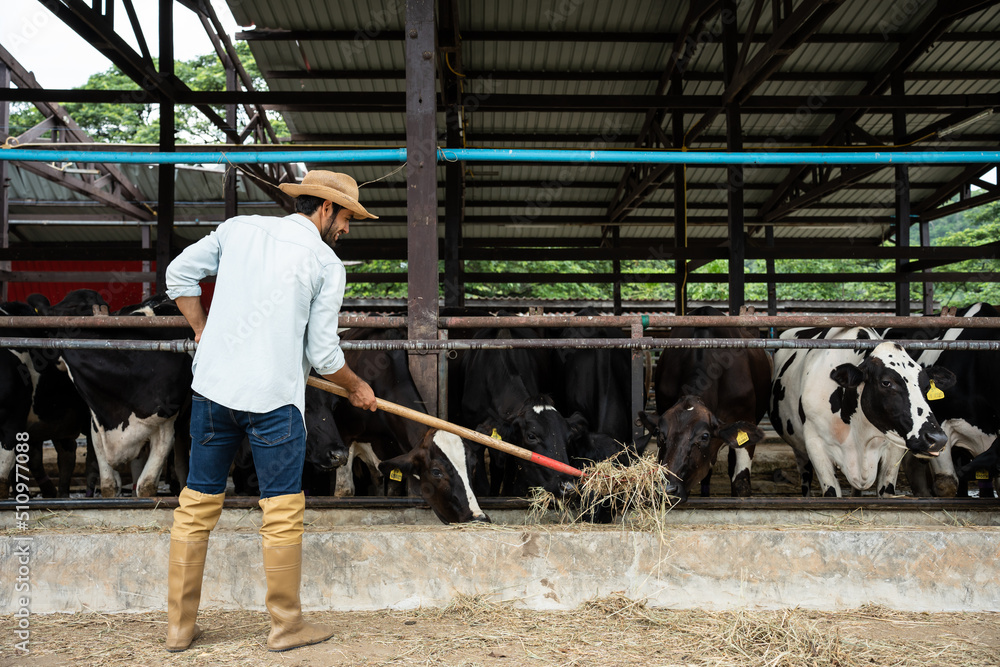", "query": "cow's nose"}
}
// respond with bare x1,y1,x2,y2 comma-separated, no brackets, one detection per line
471,513,492,523
664,480,685,501
329,451,349,468
924,429,947,455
